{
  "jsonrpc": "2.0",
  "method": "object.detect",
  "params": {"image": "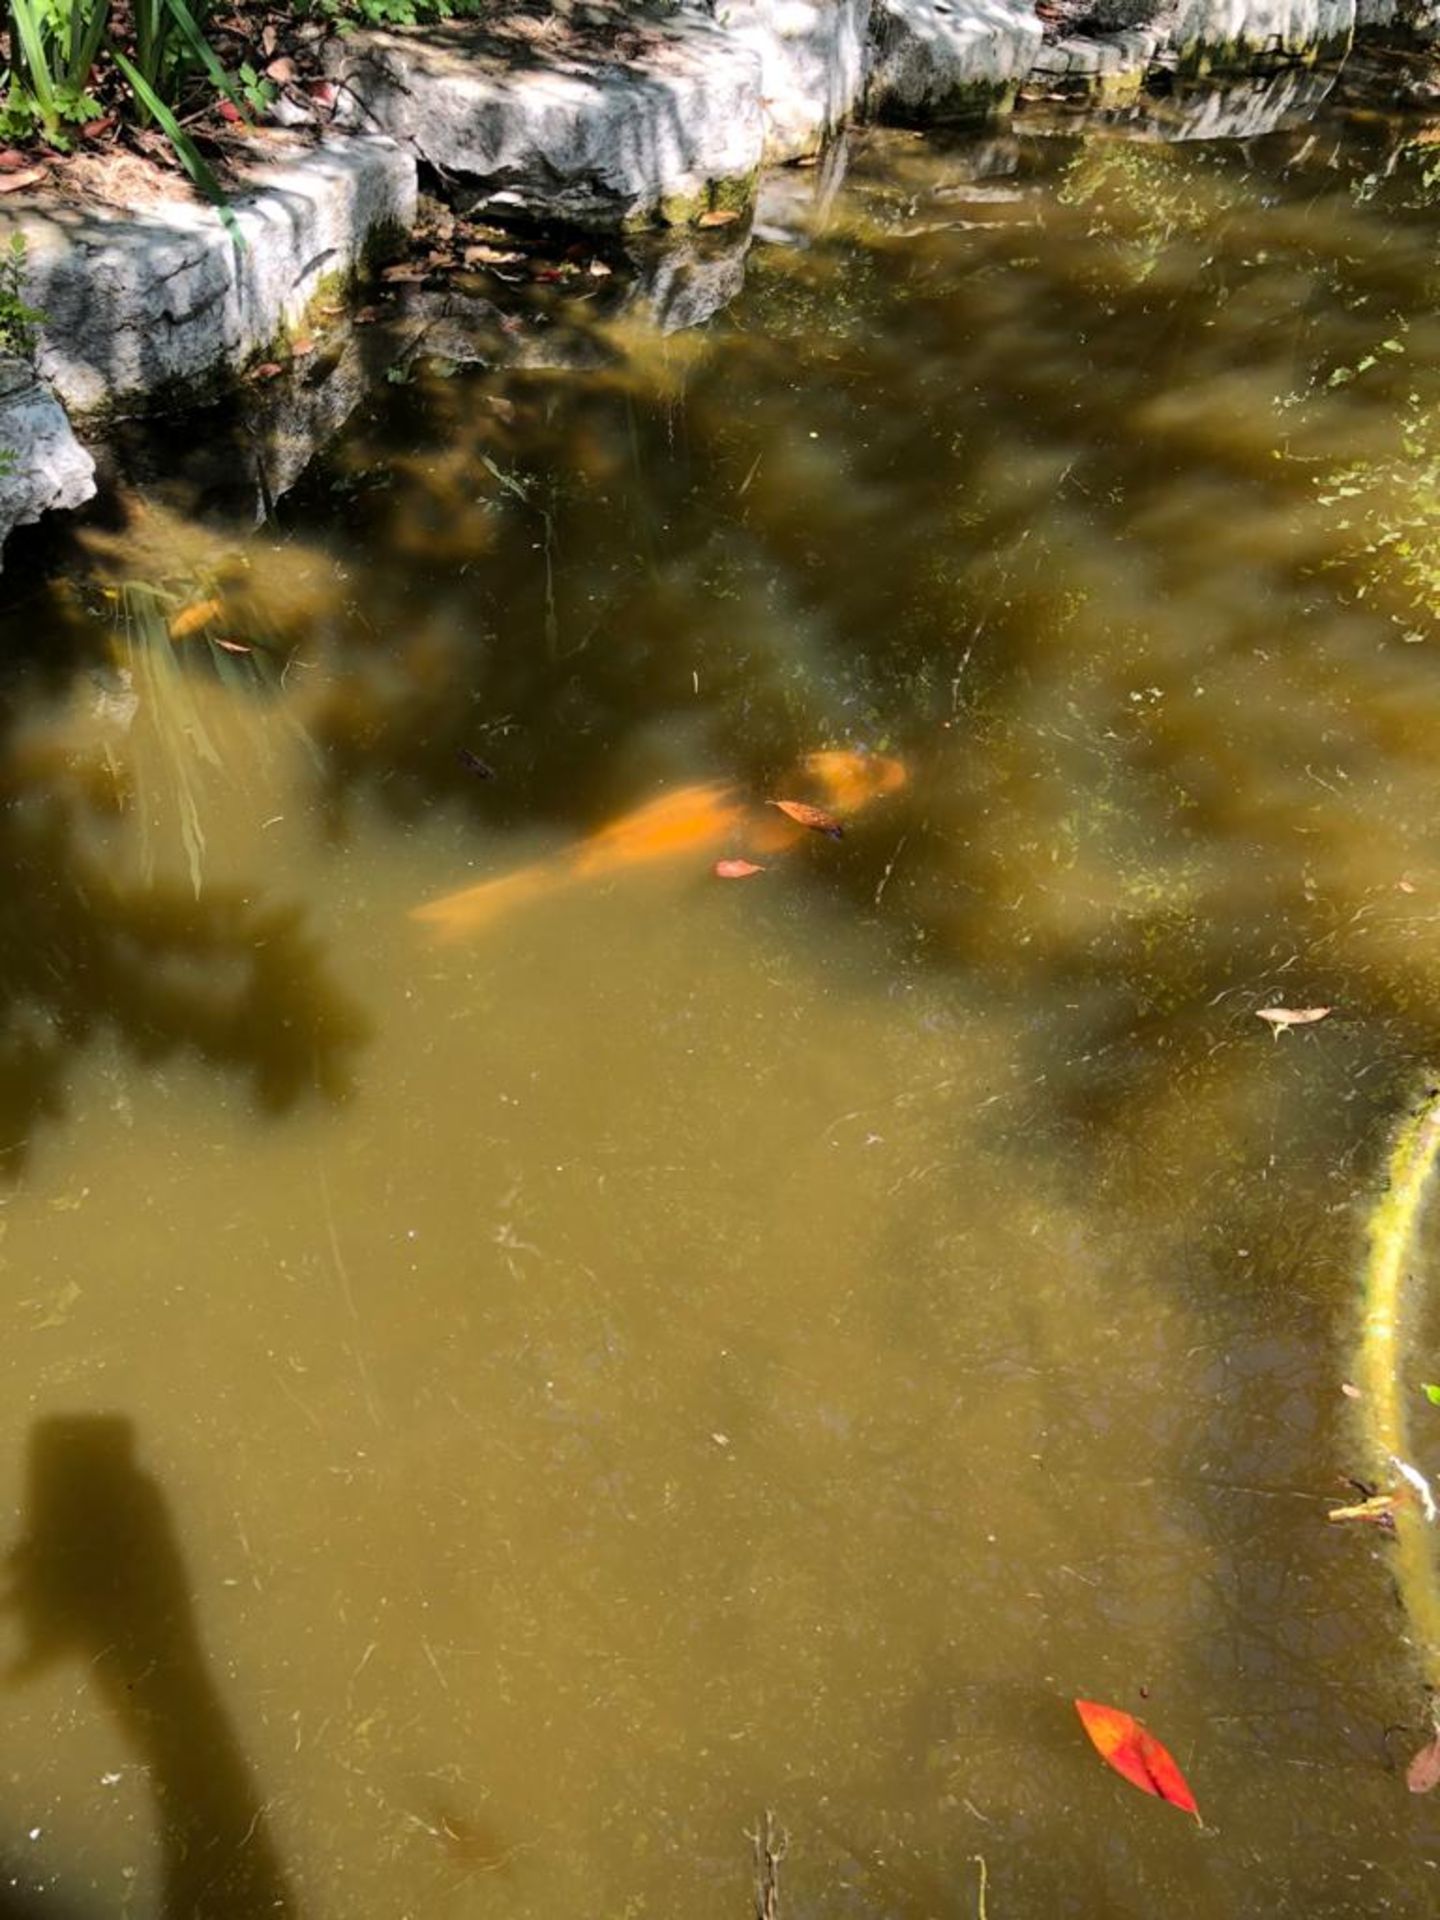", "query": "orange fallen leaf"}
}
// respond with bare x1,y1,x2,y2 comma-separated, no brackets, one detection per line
1255,1006,1332,1036
714,859,765,879
290,336,316,358
769,798,844,840
1406,1733,1440,1794
1074,1700,1200,1819
697,208,741,228
168,597,224,640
